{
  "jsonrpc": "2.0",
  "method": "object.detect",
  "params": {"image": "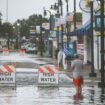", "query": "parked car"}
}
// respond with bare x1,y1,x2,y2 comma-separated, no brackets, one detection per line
21,42,31,50
26,44,38,54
